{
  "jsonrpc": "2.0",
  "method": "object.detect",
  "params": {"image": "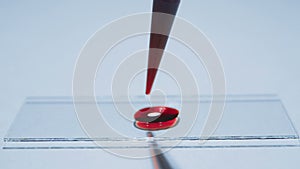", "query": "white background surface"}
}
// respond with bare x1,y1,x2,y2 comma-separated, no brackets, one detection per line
1,0,300,168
